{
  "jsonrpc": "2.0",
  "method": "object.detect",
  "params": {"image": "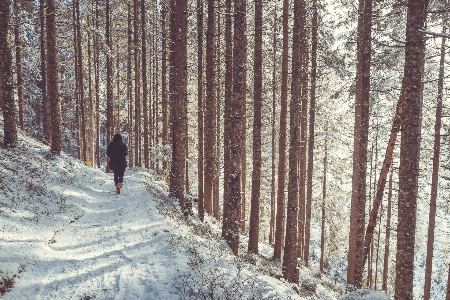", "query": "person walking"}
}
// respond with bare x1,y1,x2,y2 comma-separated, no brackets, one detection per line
107,133,128,194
